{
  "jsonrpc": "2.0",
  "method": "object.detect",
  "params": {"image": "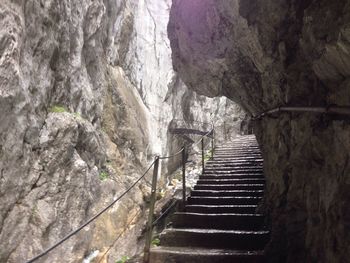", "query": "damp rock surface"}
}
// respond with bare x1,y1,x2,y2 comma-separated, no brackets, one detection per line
0,0,244,262
168,0,350,262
